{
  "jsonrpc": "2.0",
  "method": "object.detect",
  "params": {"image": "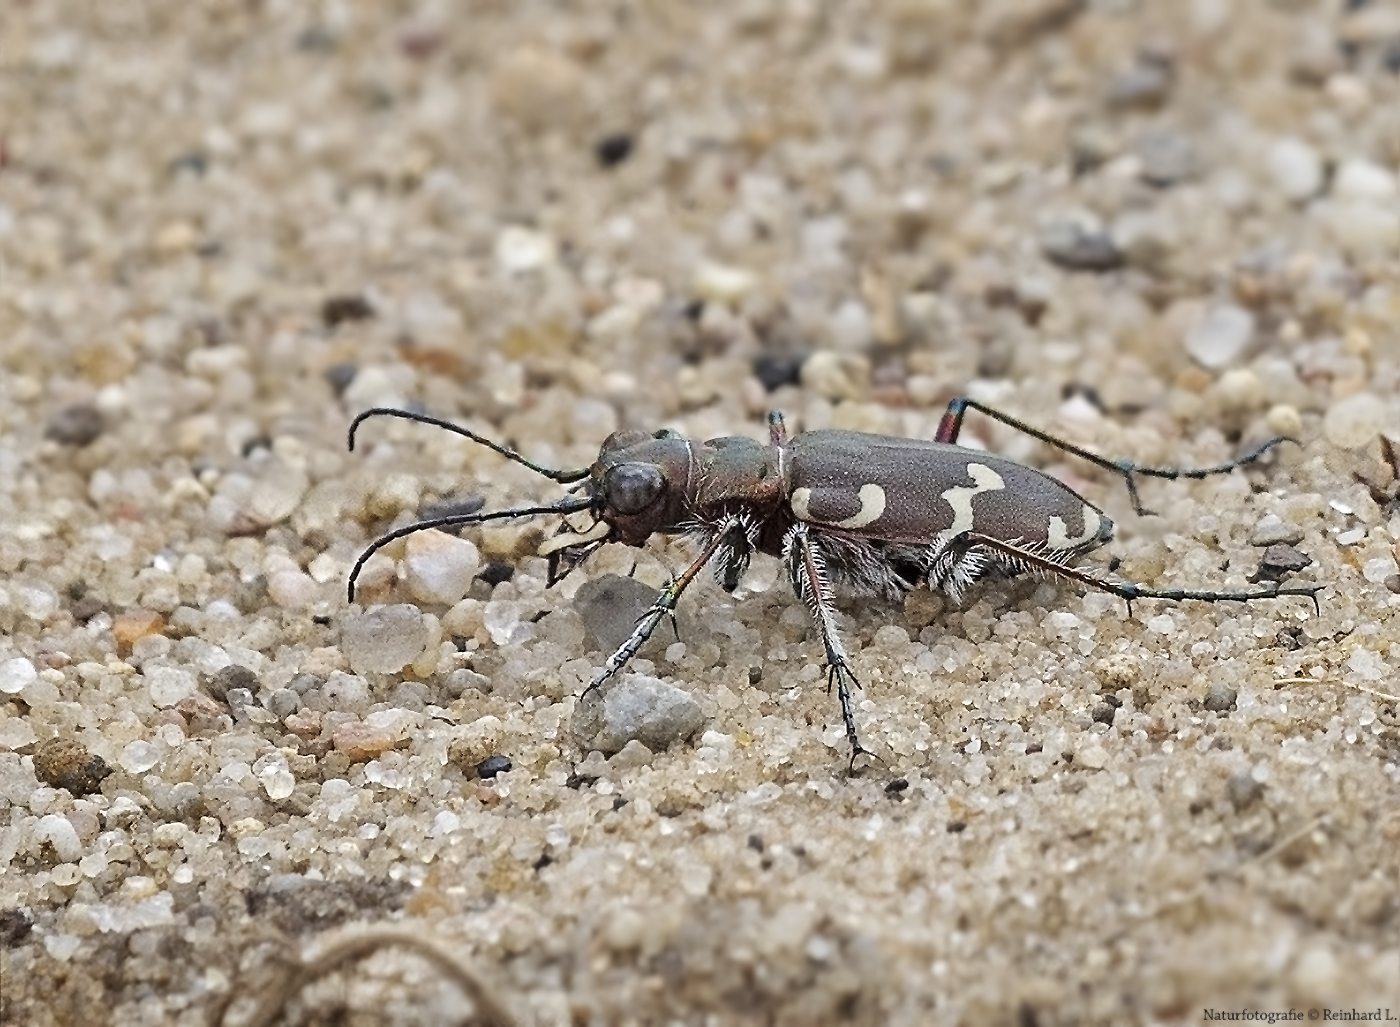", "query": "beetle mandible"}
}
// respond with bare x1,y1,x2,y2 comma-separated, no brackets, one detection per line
347,398,1322,765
